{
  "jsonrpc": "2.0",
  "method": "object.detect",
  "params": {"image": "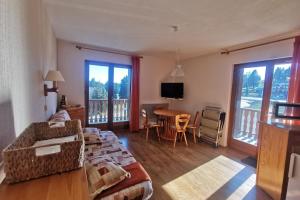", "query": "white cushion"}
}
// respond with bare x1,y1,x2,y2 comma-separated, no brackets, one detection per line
49,110,71,122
